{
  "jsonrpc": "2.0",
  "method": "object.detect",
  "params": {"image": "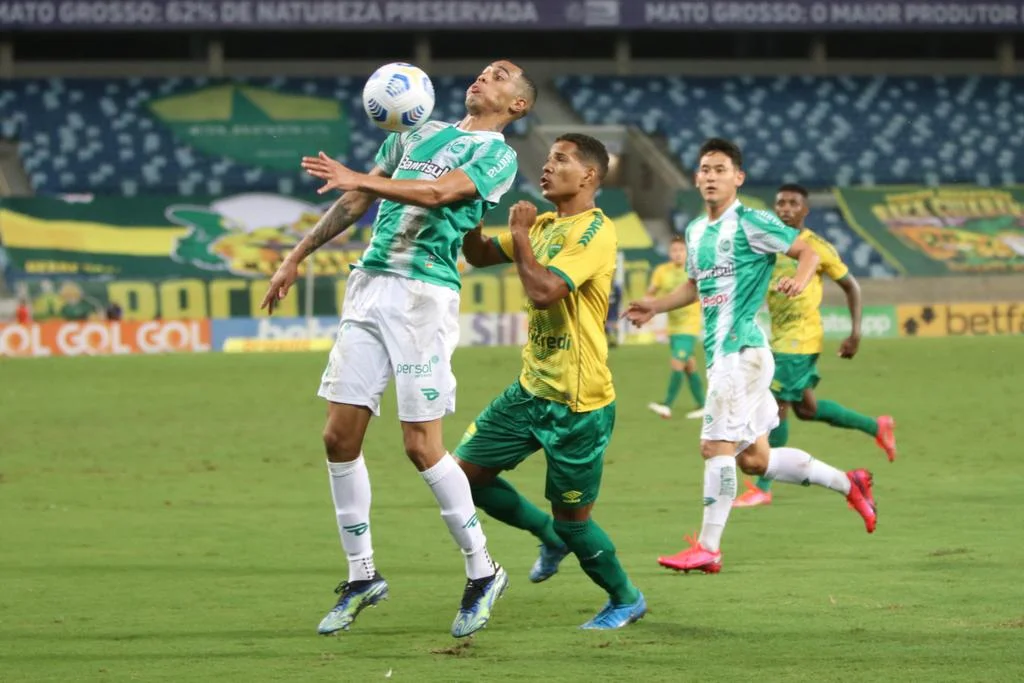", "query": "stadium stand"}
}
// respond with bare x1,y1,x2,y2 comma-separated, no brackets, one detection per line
0,76,529,197
557,75,1024,187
